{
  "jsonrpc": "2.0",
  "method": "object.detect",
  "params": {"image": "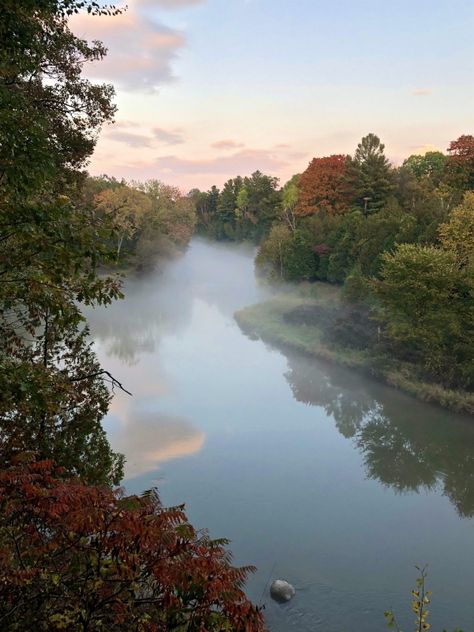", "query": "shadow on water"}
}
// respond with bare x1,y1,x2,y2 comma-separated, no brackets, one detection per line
284,350,474,518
